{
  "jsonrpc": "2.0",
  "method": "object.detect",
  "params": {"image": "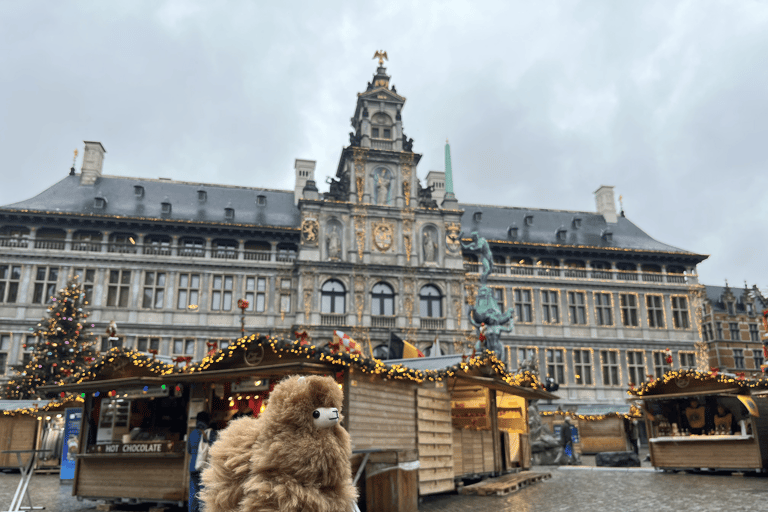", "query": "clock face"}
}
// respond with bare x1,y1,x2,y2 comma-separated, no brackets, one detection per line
244,345,264,366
